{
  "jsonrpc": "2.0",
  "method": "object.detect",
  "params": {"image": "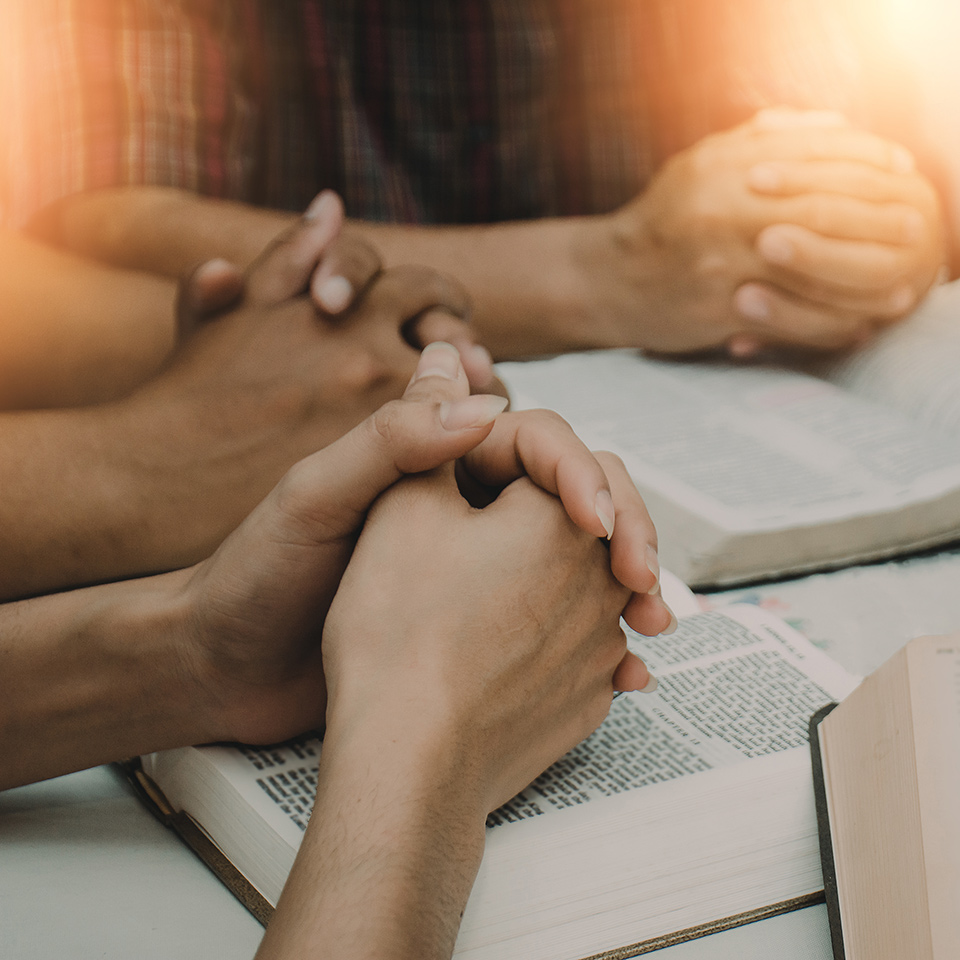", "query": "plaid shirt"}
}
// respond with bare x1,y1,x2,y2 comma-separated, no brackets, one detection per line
0,0,926,228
